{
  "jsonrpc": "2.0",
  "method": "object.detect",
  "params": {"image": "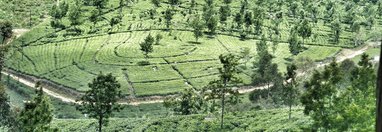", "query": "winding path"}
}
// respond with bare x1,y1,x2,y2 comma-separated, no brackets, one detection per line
2,43,376,105
2,71,77,103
